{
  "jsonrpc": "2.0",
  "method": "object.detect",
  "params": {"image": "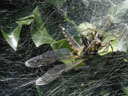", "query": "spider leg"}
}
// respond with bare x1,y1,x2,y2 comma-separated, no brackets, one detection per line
87,30,97,40
82,36,90,47
102,33,117,41
98,44,109,53
100,39,114,53
103,43,111,52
